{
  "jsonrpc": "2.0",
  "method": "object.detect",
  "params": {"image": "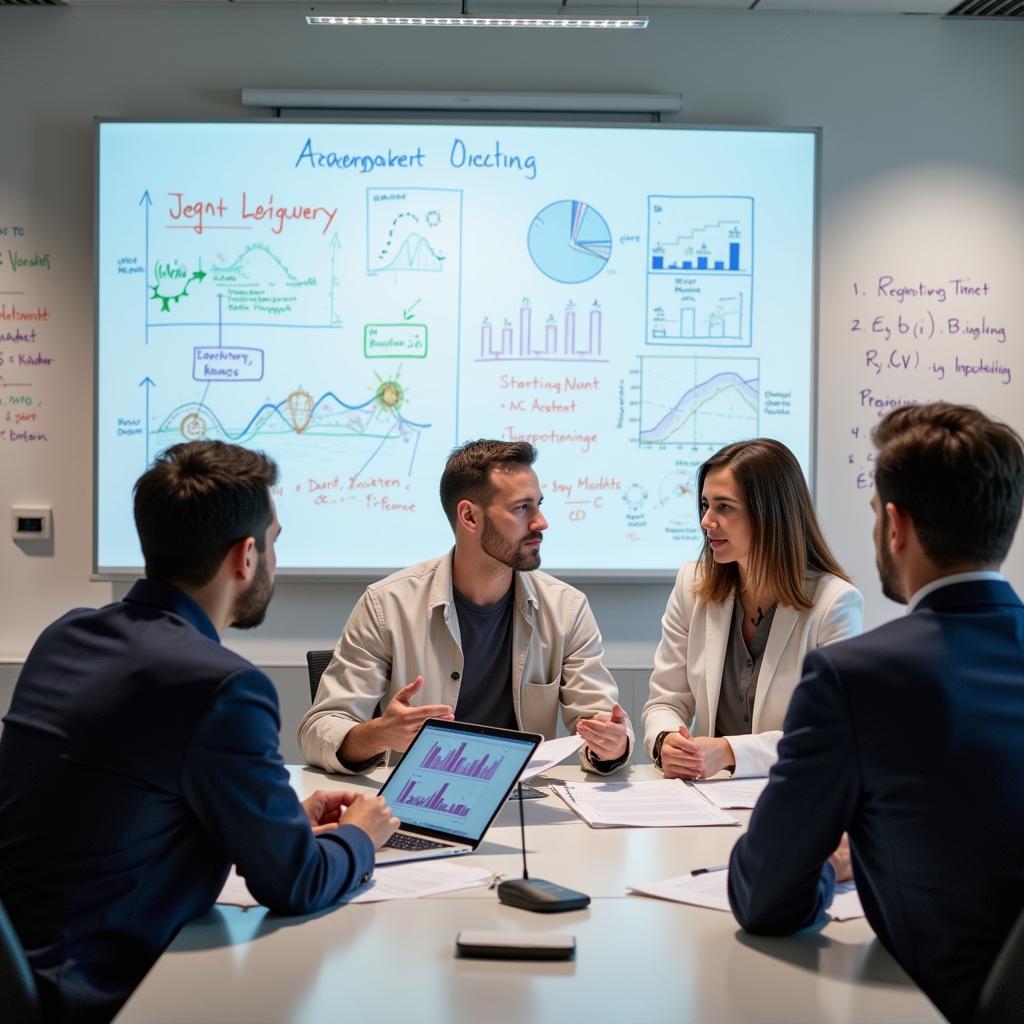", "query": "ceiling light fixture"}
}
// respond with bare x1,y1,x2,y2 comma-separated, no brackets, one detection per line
306,12,647,29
